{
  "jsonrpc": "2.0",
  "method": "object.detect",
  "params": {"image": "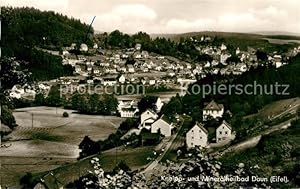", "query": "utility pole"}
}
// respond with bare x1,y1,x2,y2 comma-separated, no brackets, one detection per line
31,113,34,128
115,145,117,167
